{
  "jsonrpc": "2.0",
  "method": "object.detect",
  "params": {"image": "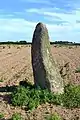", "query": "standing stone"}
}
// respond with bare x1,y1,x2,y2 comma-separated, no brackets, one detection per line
31,22,64,94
